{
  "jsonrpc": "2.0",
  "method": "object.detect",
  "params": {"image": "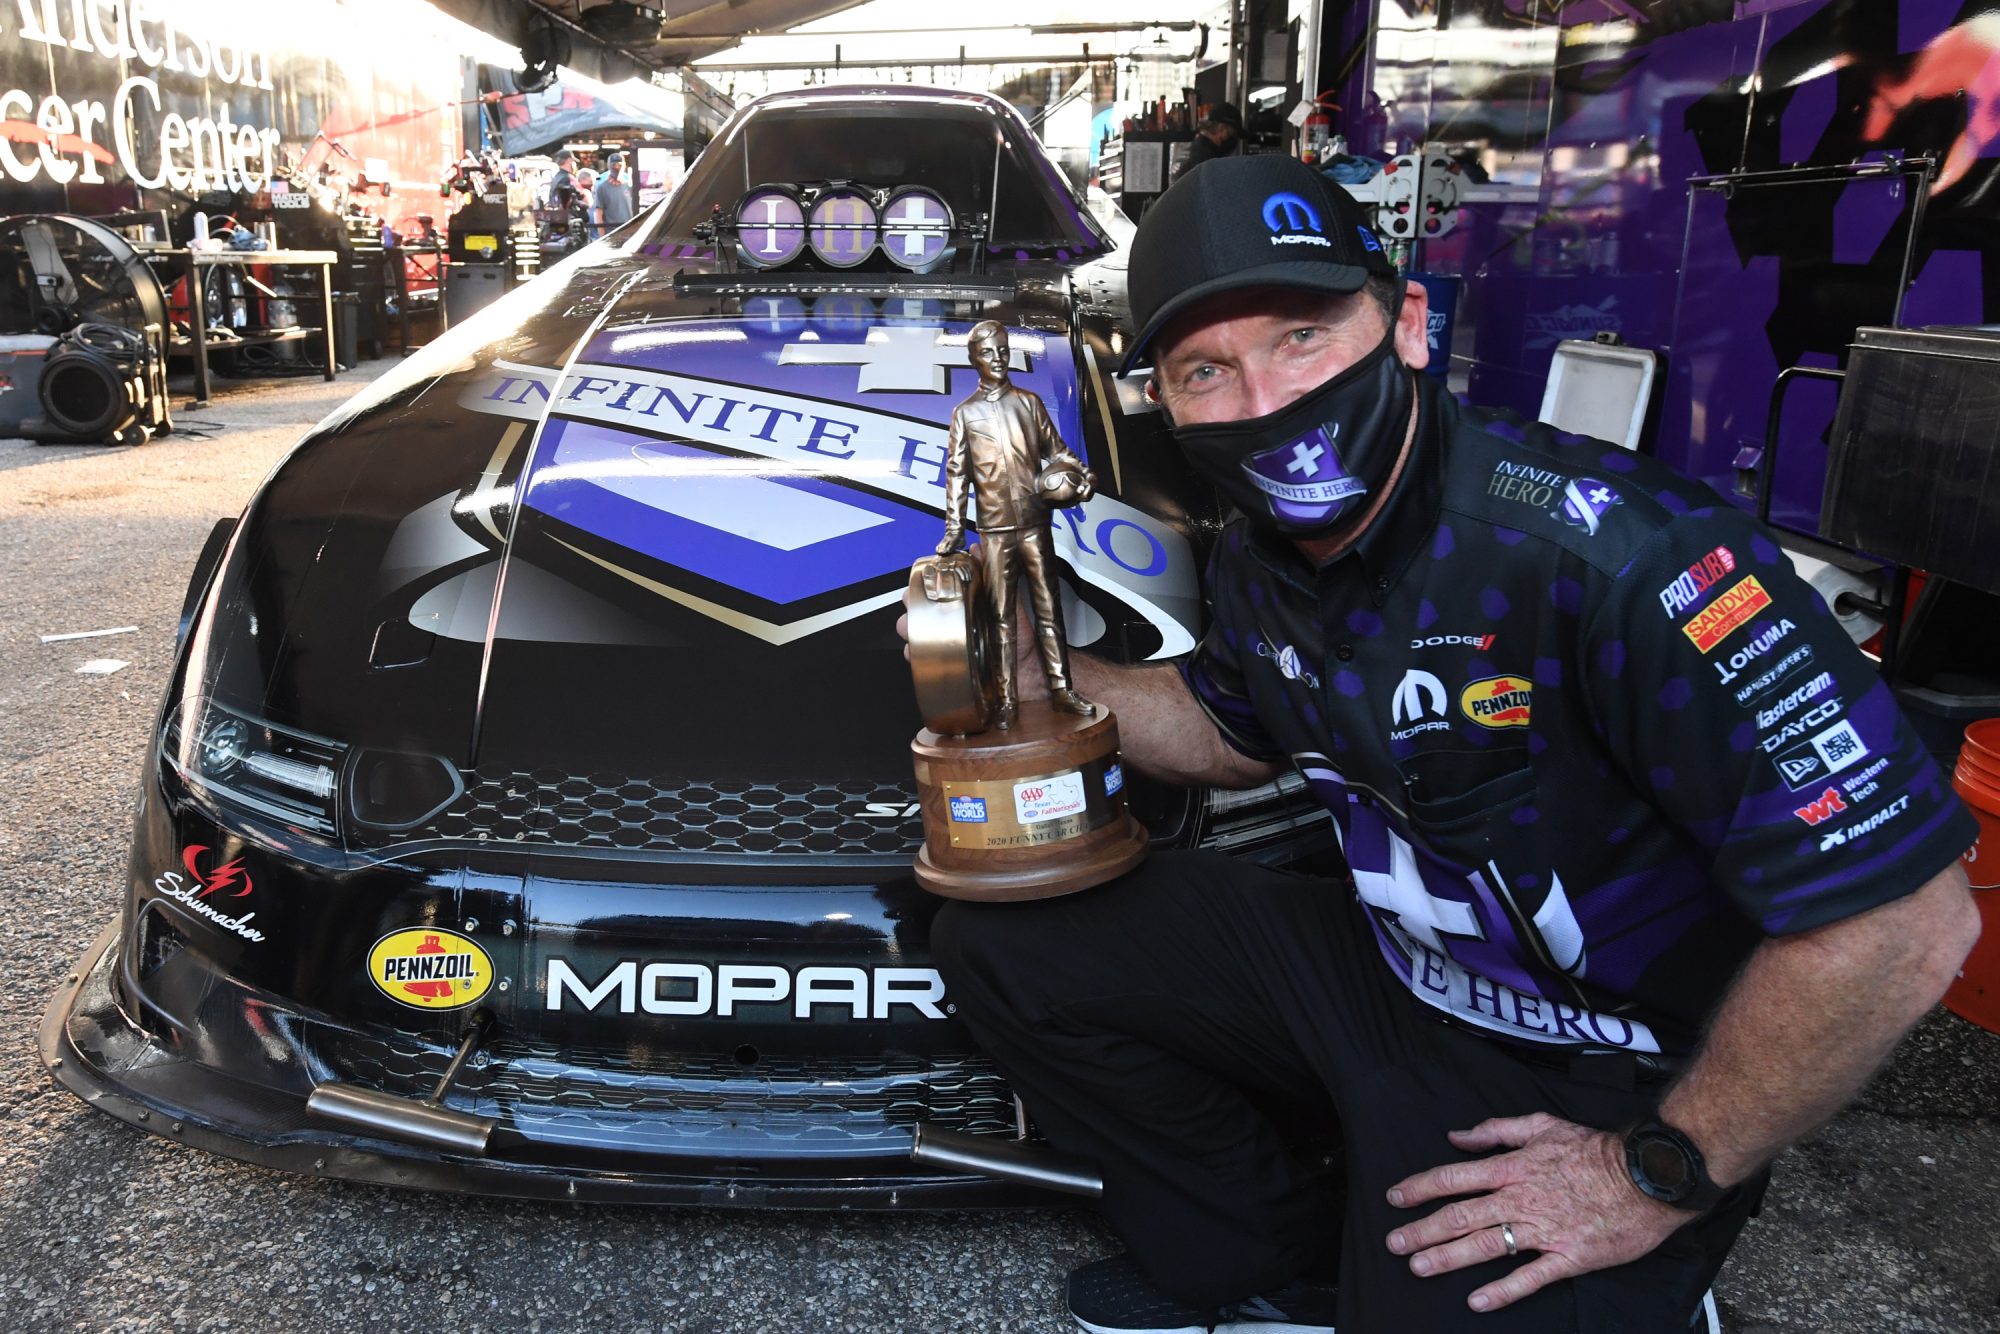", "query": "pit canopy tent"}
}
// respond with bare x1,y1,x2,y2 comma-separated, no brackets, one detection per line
431,0,876,74
482,64,685,154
